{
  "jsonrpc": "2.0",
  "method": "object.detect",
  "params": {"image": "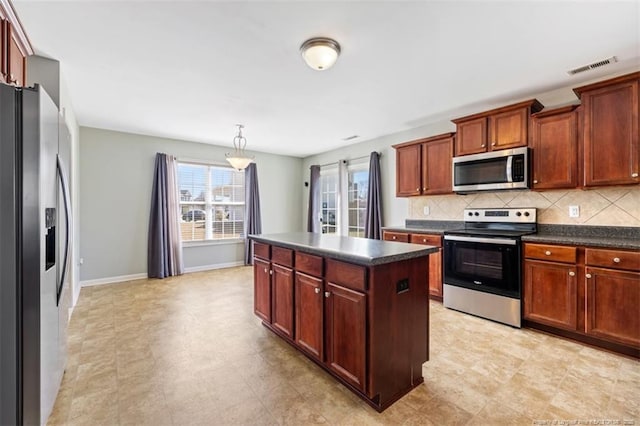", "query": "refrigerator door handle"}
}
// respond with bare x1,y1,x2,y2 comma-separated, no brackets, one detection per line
56,154,72,306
